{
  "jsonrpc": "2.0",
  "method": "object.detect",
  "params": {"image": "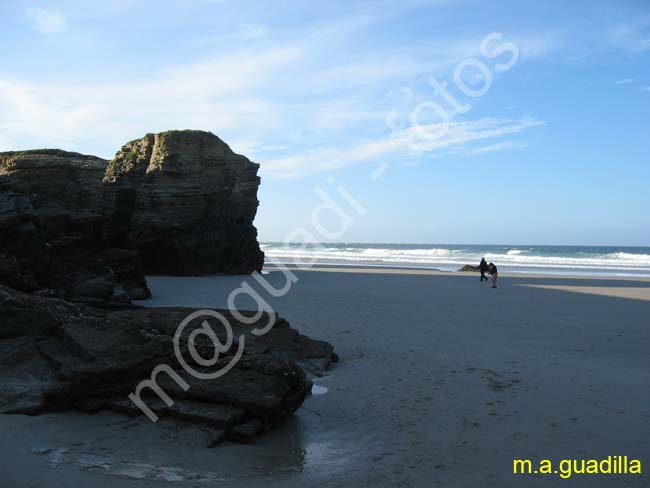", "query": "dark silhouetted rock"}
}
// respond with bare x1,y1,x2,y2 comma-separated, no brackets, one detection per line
100,130,264,275
0,178,49,291
0,254,31,291
0,285,337,443
0,149,151,304
458,264,480,272
0,136,336,444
